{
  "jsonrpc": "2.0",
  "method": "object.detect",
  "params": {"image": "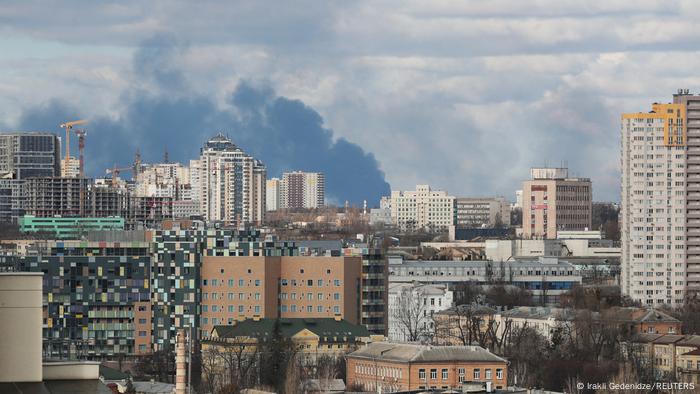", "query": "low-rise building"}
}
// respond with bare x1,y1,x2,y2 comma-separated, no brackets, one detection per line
346,342,508,393
389,256,582,304
18,215,124,238
203,317,376,364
